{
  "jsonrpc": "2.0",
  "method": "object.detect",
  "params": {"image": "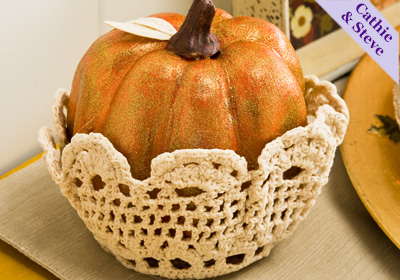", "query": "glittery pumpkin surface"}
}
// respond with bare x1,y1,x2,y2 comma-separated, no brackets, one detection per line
67,10,307,180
